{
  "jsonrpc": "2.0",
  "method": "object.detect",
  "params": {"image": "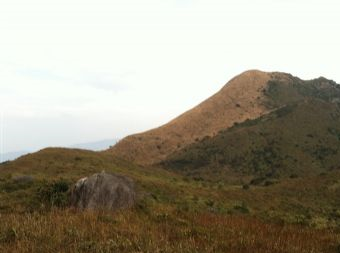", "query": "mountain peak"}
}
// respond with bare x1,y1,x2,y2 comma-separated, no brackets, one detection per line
108,70,274,165
108,70,339,165
221,70,270,89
